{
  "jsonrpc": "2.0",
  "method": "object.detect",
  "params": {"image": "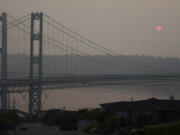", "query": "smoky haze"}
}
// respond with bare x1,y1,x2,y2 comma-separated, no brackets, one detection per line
0,0,180,57
3,55,180,79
